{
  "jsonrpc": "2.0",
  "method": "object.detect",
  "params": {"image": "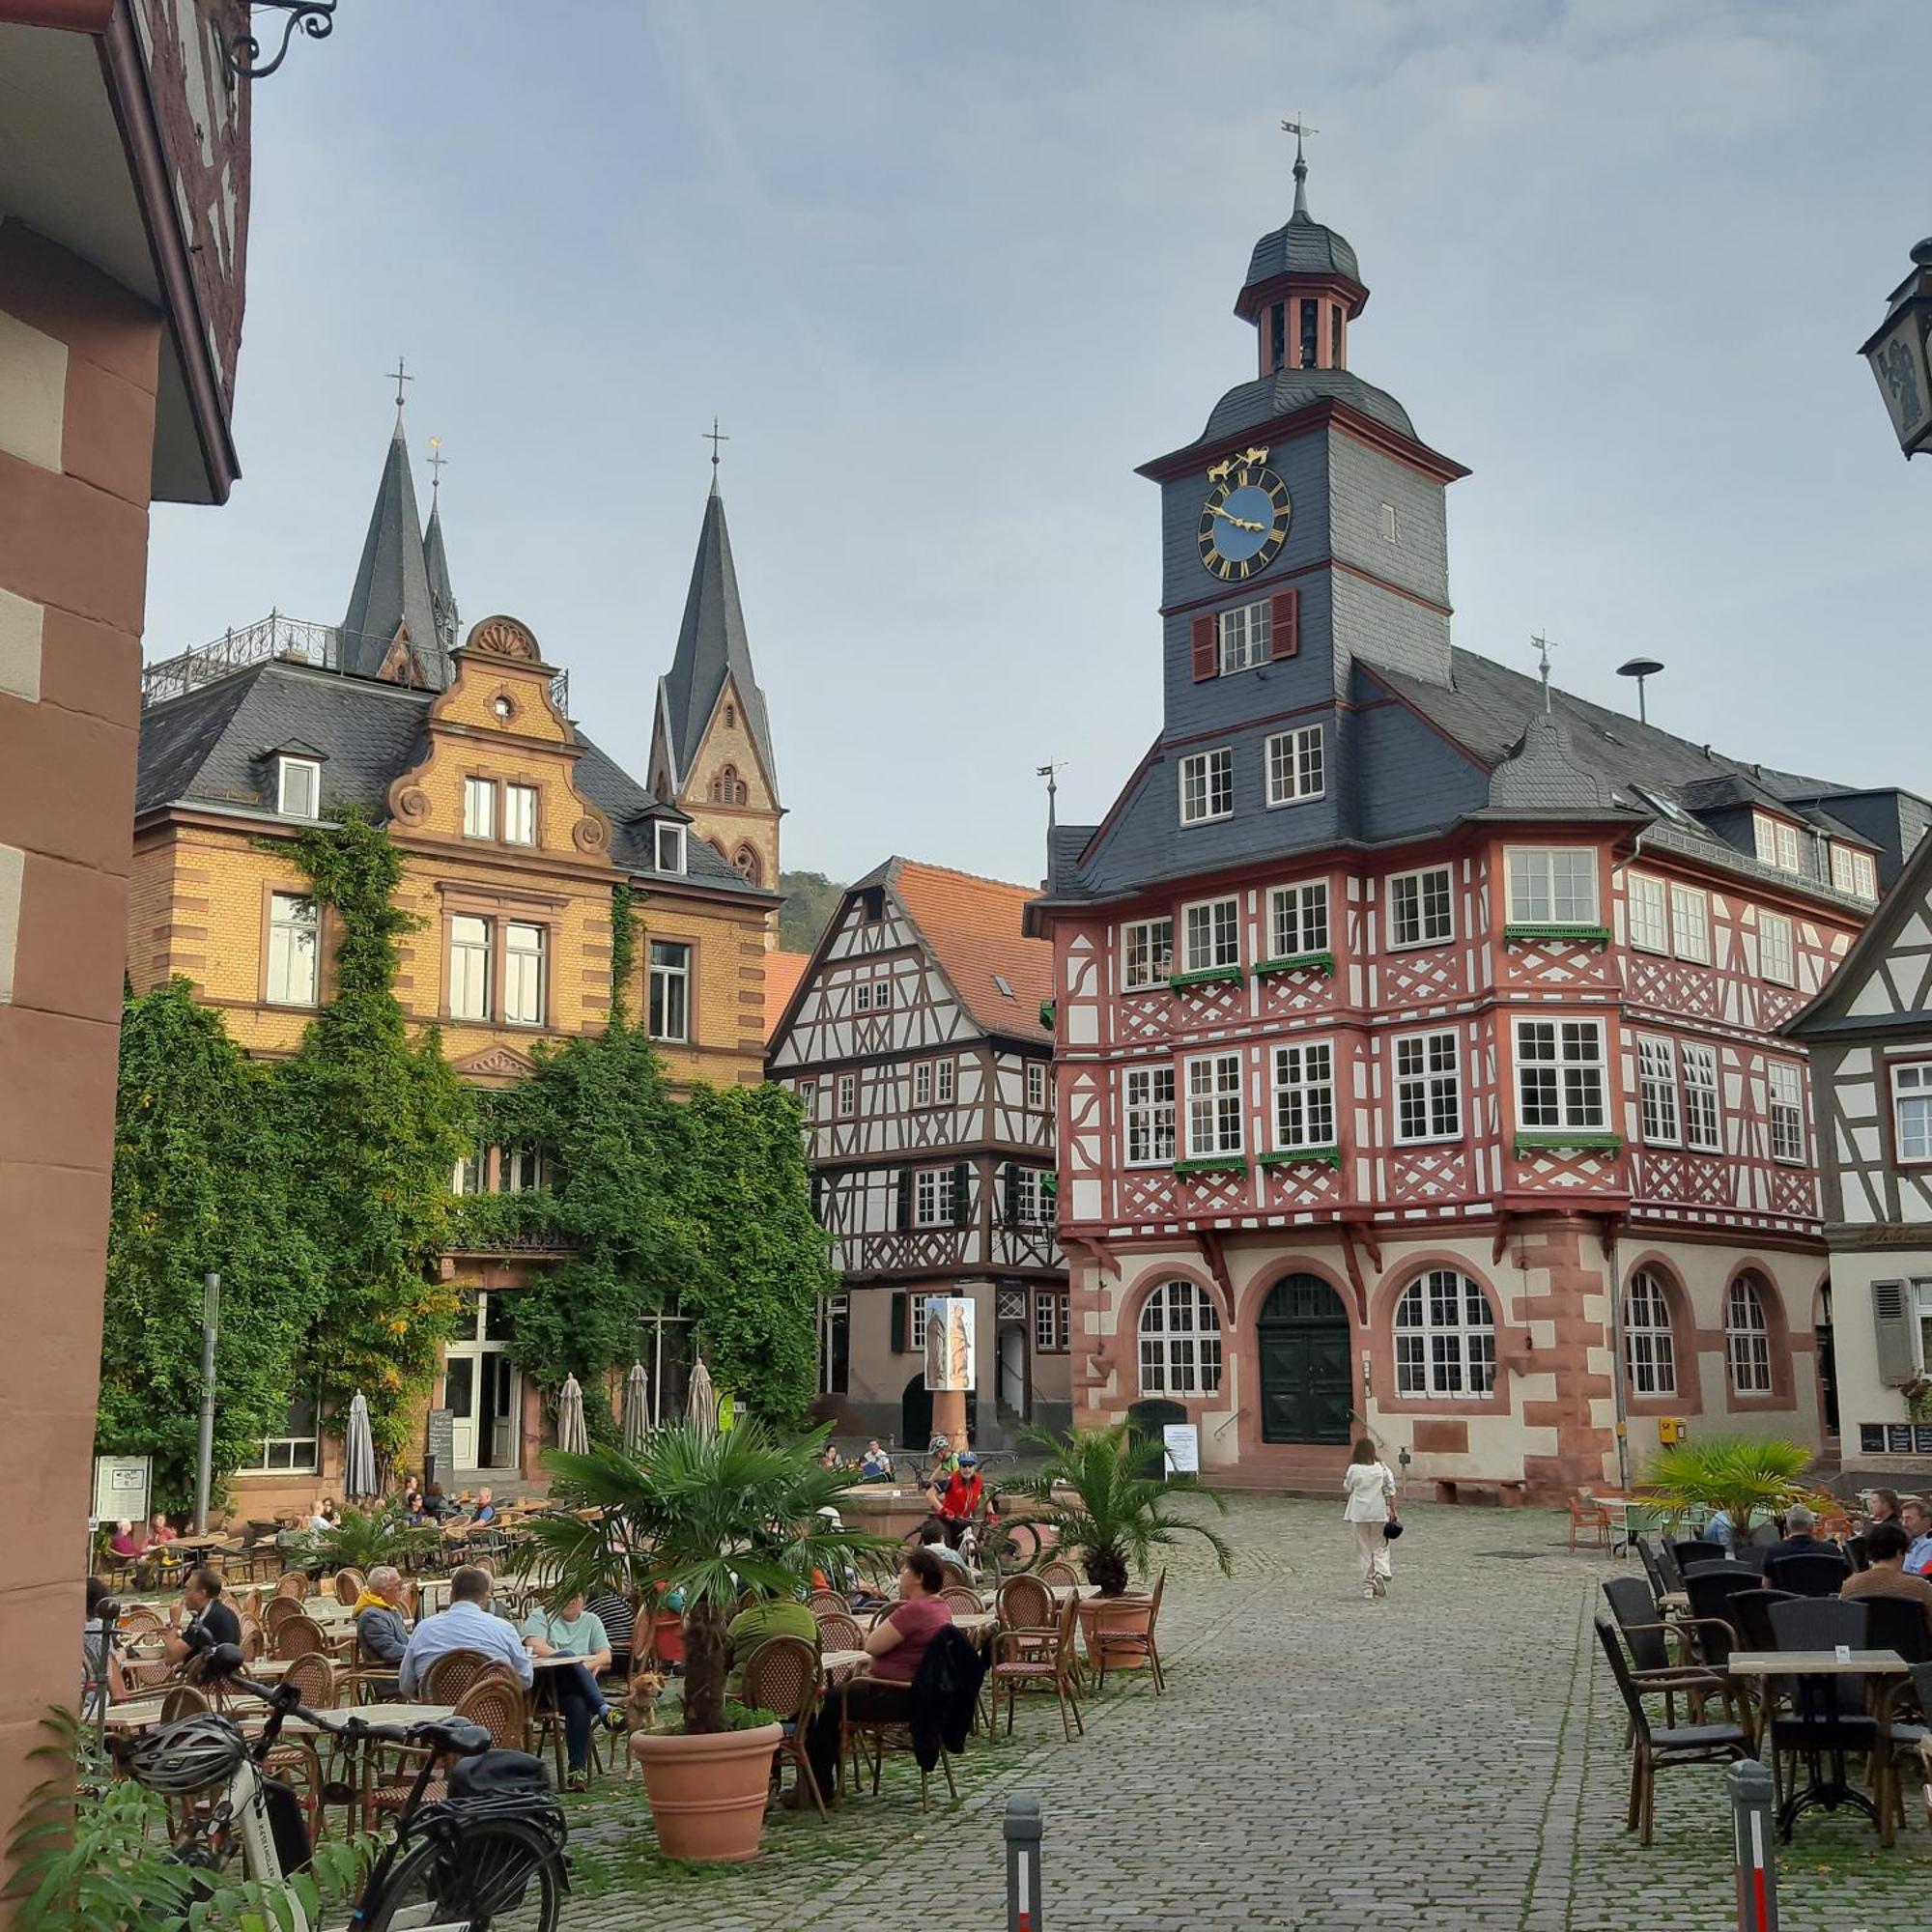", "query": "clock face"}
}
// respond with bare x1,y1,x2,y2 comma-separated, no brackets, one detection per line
1198,463,1292,581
